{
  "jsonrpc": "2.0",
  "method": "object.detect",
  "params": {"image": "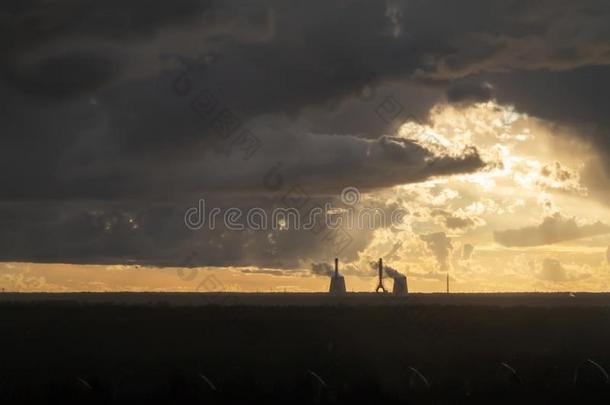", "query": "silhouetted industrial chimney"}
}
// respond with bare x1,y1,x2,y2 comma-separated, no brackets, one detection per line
375,258,387,293
329,258,346,295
